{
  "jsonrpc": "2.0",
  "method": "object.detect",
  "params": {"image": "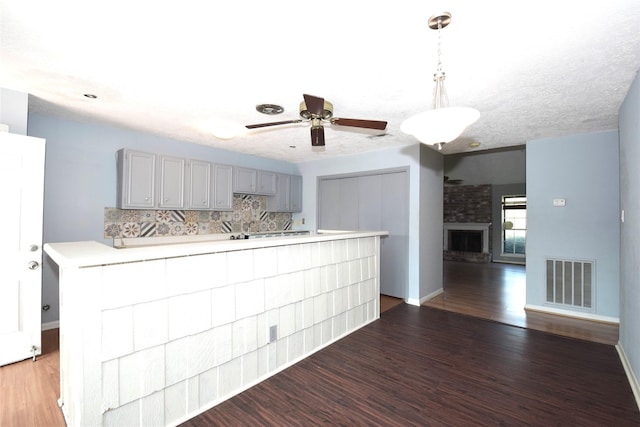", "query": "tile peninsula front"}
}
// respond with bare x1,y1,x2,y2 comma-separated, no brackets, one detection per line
44,231,386,427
